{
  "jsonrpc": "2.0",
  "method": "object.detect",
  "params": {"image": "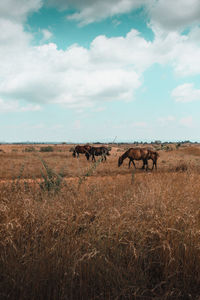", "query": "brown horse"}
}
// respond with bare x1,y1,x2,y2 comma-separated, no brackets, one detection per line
89,146,110,162
72,145,91,160
118,148,149,170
